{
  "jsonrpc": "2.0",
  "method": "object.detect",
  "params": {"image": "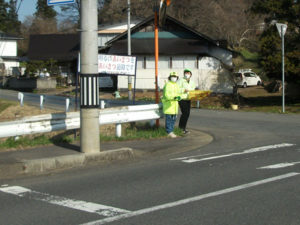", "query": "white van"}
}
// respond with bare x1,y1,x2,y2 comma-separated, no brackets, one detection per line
233,69,262,88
